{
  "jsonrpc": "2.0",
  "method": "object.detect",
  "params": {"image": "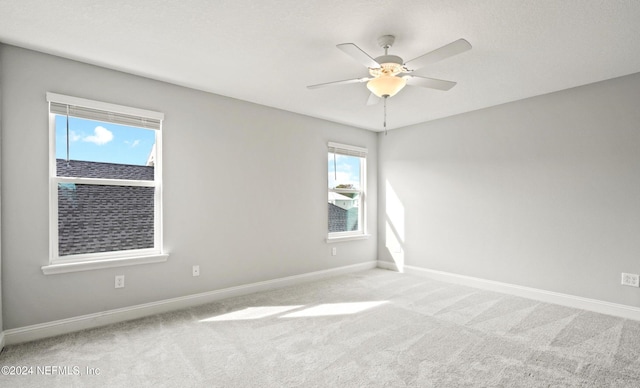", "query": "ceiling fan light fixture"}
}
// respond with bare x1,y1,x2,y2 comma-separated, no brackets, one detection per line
367,75,407,98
